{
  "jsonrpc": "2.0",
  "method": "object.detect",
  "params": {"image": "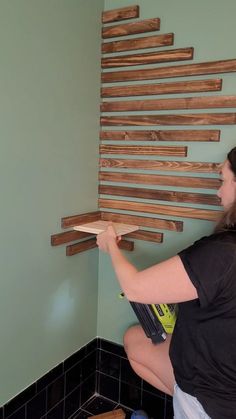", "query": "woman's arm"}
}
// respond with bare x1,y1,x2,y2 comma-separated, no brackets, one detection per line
96,224,198,304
